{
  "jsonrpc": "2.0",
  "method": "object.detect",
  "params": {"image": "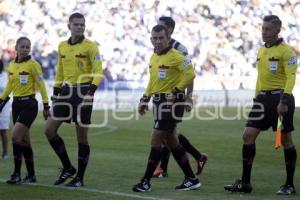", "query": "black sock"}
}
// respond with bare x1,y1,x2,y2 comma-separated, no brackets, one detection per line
13,143,22,175
143,147,161,181
22,145,35,176
49,135,72,169
242,144,256,184
77,143,90,181
178,133,202,160
172,145,195,179
284,146,297,186
160,144,170,172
